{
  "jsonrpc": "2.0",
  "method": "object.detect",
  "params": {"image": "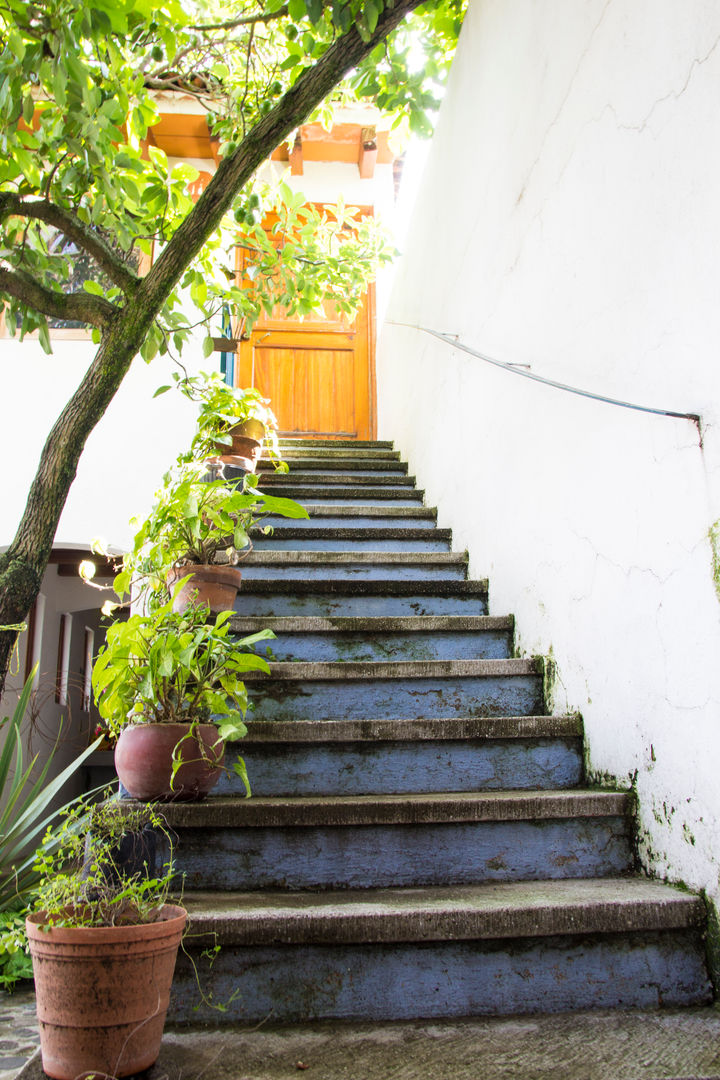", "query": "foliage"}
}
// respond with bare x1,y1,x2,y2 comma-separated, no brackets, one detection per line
0,0,462,355
0,909,33,989
92,599,271,740
0,667,101,916
111,460,307,608
31,797,177,928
